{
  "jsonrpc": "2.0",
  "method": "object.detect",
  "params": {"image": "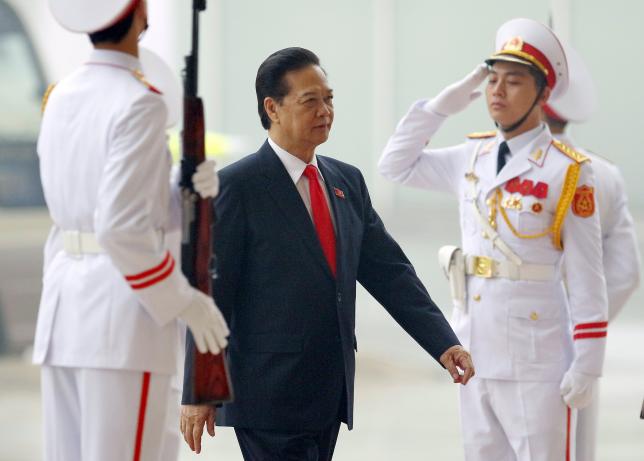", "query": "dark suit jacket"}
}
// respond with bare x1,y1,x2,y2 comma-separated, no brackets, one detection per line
183,140,460,431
